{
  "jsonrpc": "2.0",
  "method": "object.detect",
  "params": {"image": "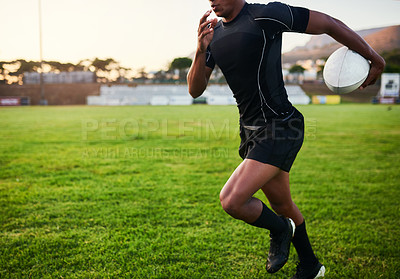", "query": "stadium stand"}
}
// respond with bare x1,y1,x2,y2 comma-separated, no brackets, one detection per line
286,85,311,105
87,84,310,105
